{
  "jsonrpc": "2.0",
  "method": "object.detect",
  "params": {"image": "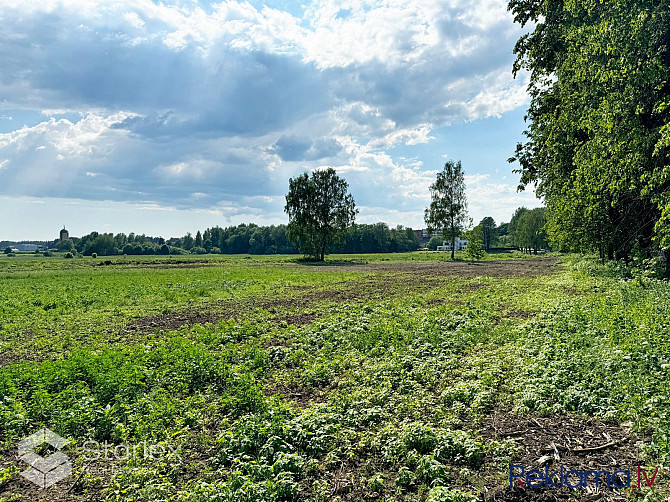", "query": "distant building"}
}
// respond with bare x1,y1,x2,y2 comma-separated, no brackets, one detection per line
60,226,69,242
414,228,439,245
15,243,38,252
436,237,468,252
